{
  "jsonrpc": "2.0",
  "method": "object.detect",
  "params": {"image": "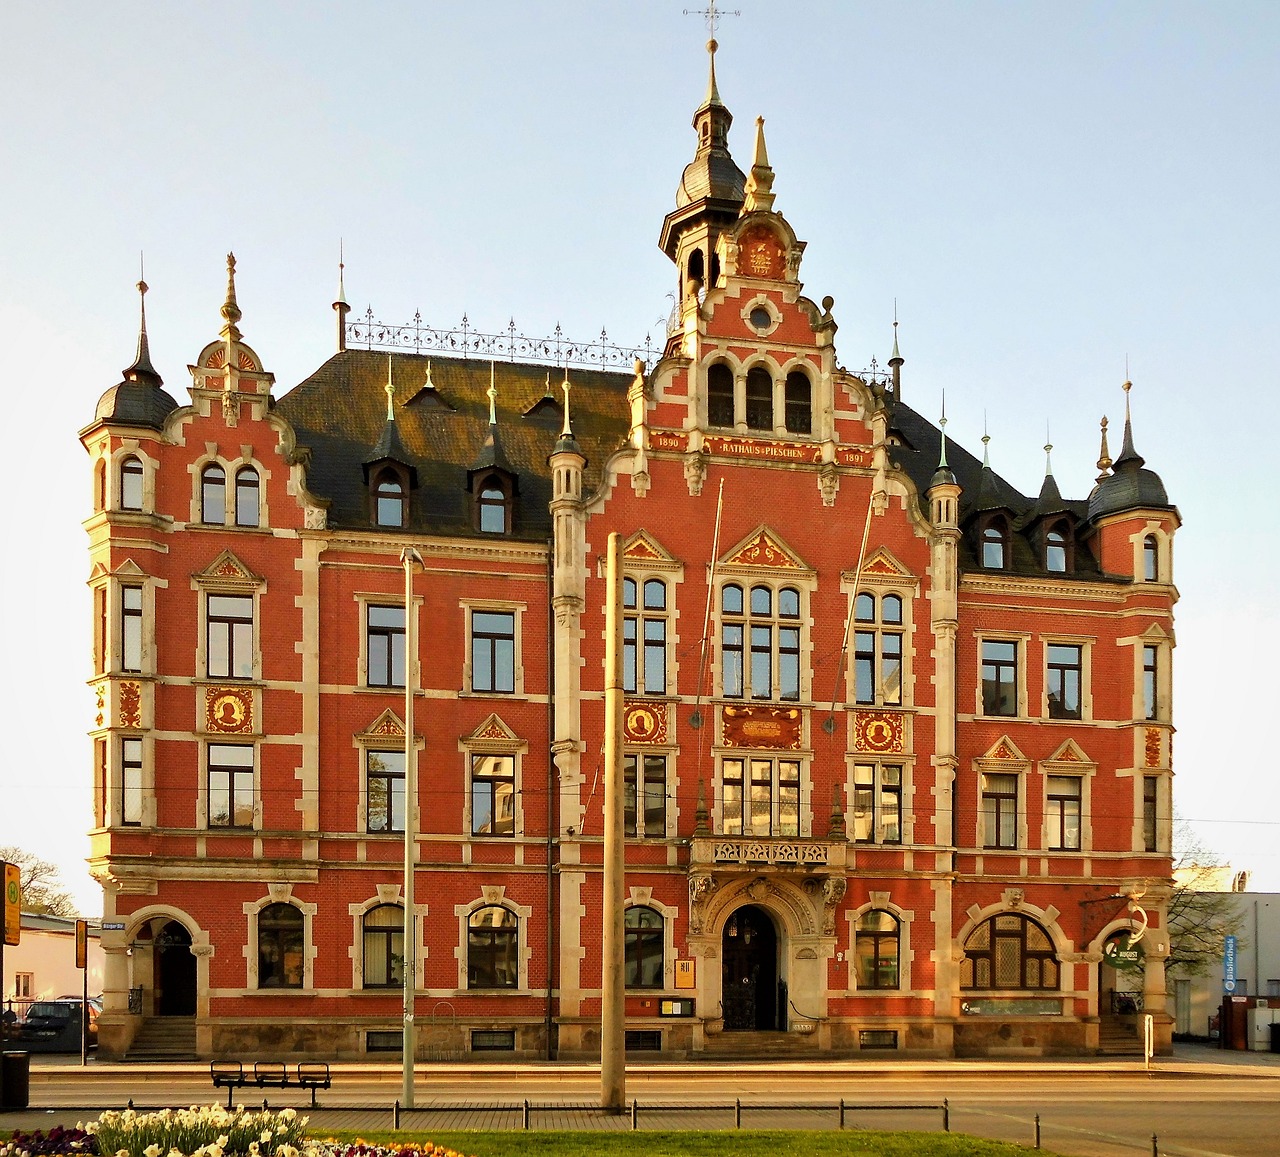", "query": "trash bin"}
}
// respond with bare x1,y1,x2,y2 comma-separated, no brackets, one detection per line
1270,1022,1280,1054
1,1050,30,1110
